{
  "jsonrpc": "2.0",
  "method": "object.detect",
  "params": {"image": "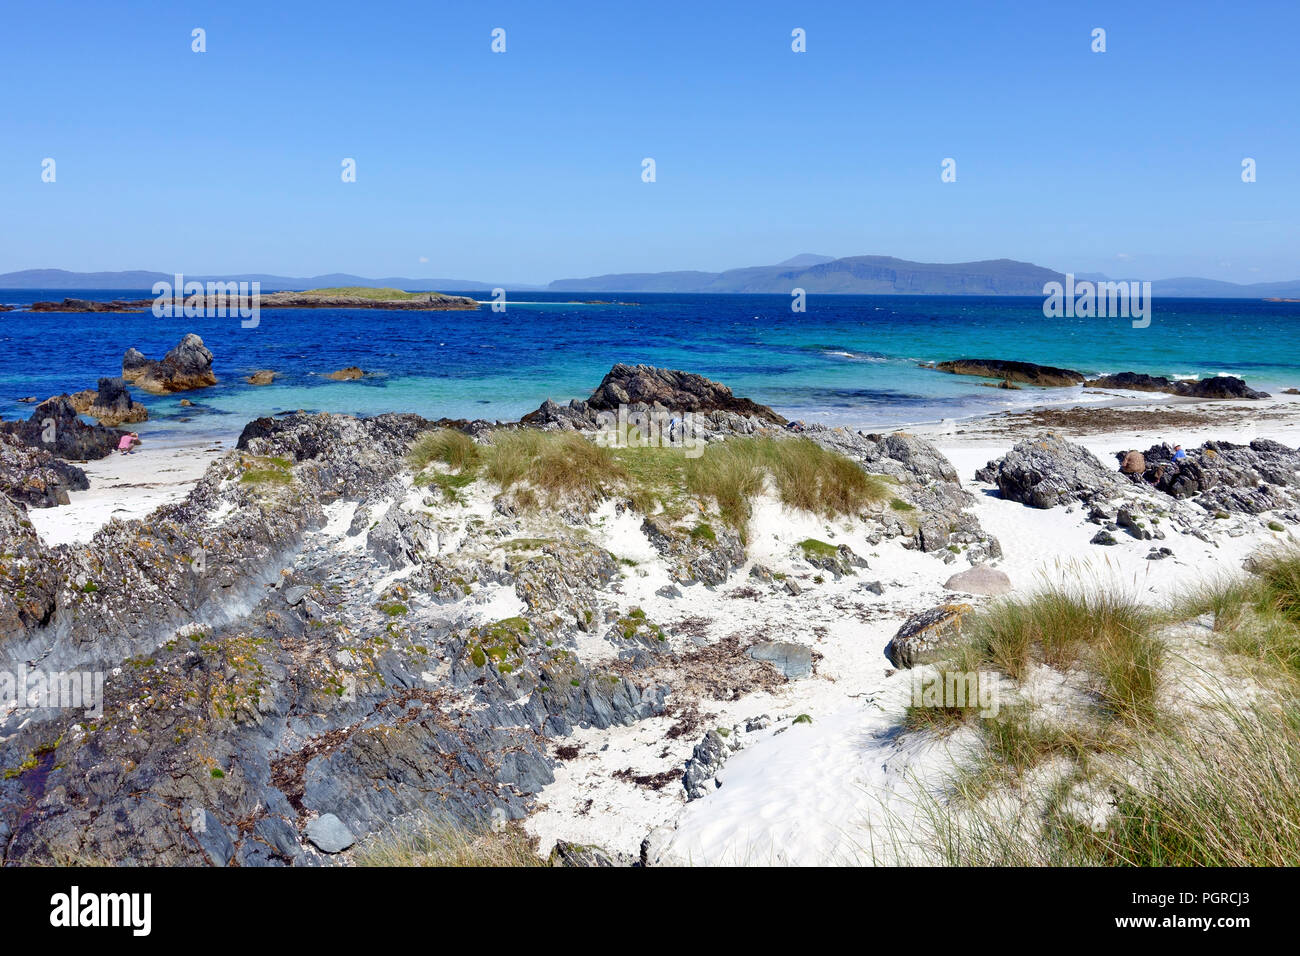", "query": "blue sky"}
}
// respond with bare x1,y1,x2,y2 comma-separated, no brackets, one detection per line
1,0,1297,284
